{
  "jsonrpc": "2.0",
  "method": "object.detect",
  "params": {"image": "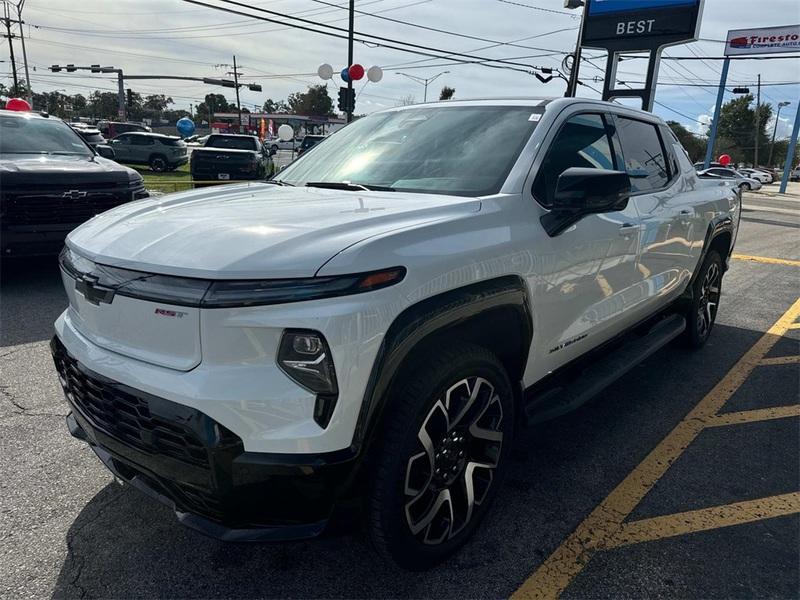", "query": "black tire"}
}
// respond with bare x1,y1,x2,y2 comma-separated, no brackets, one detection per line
149,155,167,172
367,343,514,570
740,182,751,192
270,144,279,153
683,249,724,348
